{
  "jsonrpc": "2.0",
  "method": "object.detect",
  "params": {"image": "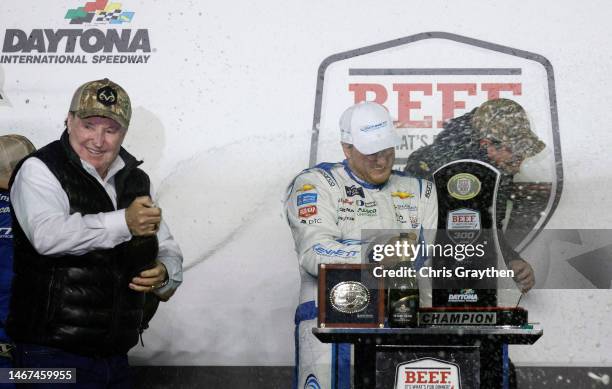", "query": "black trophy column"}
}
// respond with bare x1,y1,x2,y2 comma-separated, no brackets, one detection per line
432,160,501,307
